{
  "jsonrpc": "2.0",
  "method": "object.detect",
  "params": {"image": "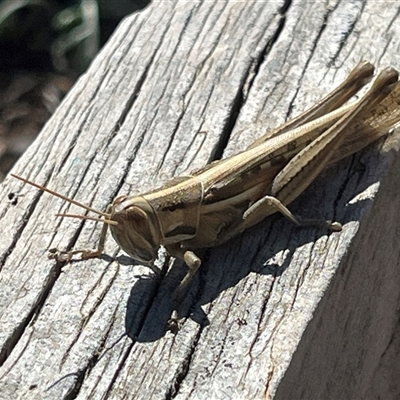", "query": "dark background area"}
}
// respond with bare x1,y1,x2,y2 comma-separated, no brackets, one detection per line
0,0,150,181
